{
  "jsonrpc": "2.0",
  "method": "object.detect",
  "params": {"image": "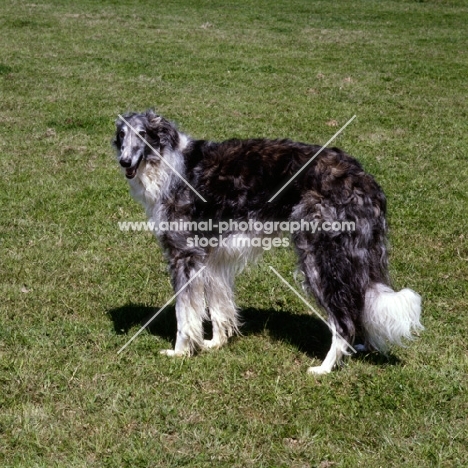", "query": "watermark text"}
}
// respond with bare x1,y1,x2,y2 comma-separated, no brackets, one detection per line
118,218,356,235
